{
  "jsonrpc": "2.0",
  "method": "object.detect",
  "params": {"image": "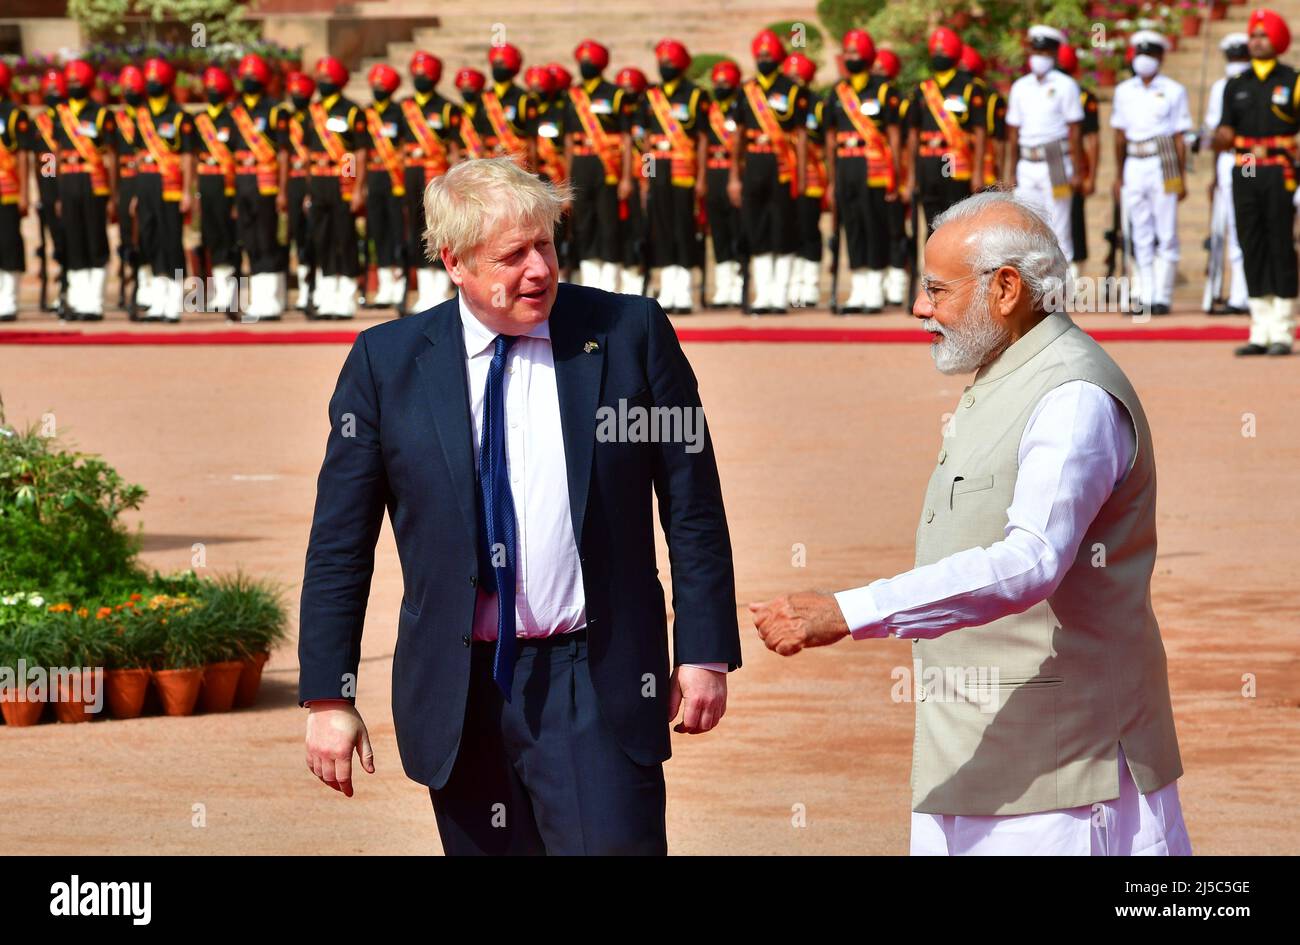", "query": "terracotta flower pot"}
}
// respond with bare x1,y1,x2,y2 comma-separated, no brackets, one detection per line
1,691,46,727
1182,14,1203,37
53,670,101,724
234,652,270,709
1209,2,1227,20
200,661,244,713
1095,68,1117,88
106,668,151,719
153,668,203,716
